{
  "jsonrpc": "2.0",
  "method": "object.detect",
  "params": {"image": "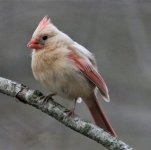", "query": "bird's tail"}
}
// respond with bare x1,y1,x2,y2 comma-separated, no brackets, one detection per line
84,93,116,136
